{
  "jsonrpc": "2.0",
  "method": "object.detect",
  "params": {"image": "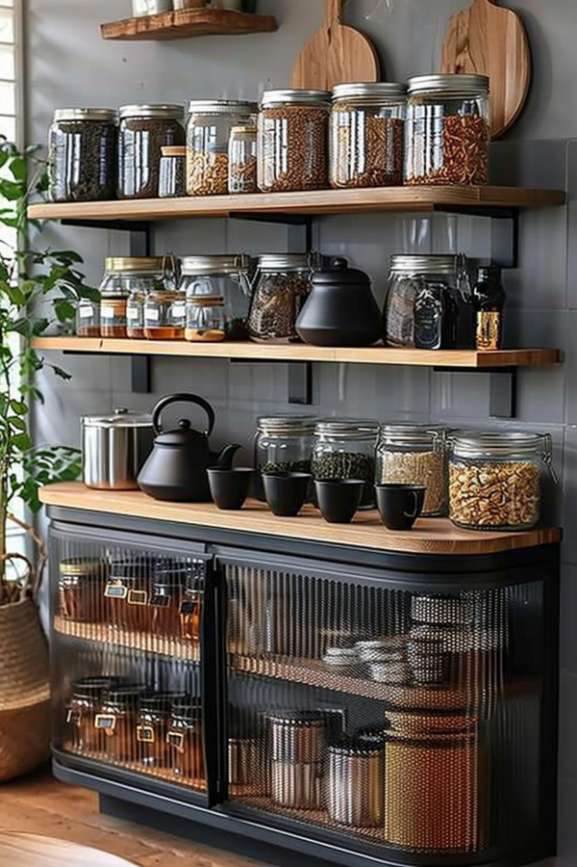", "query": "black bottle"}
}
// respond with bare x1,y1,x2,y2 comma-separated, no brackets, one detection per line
473,266,506,351
413,282,458,350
